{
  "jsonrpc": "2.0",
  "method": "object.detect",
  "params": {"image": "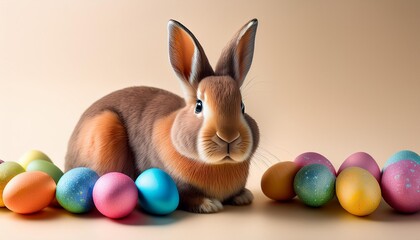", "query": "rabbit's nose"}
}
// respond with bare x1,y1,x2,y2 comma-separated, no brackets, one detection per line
216,131,240,144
